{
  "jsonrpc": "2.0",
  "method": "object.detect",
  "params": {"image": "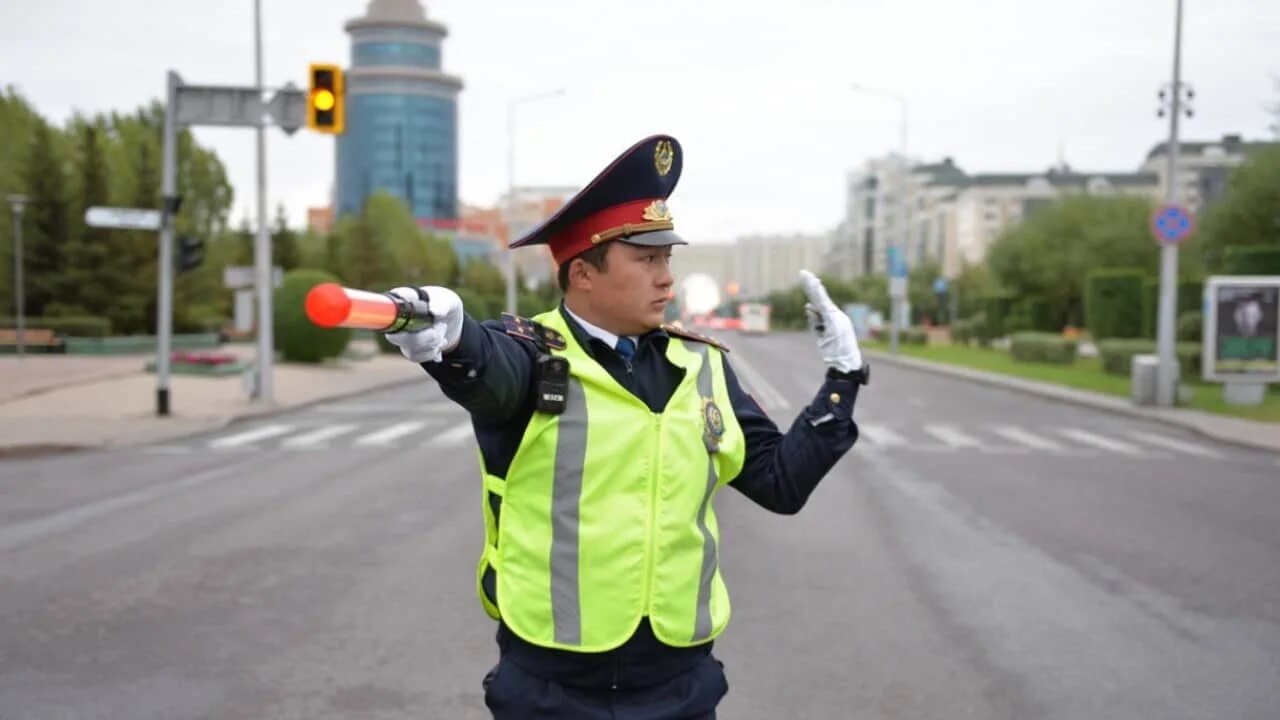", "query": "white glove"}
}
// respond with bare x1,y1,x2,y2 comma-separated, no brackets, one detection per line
383,286,465,364
799,269,863,373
